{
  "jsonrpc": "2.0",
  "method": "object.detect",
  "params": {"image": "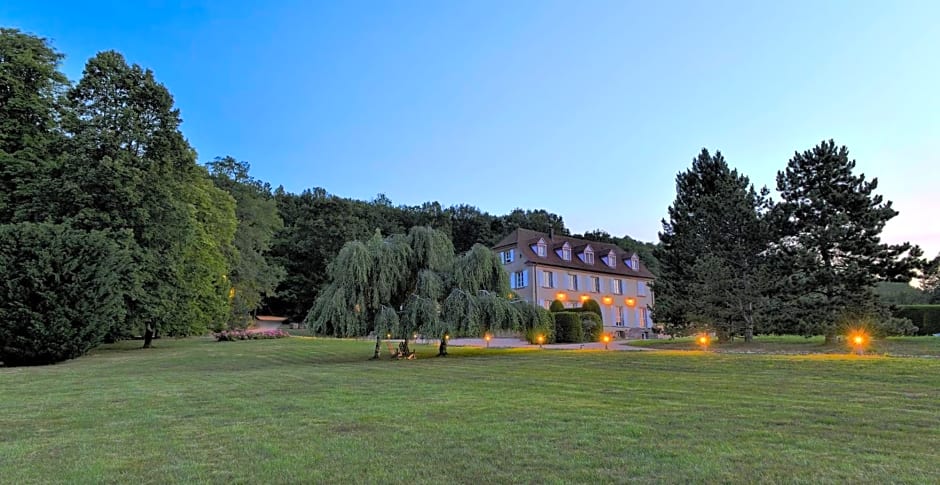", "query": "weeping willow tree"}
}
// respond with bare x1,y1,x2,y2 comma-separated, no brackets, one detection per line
307,231,531,359
437,244,519,356
306,226,453,359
